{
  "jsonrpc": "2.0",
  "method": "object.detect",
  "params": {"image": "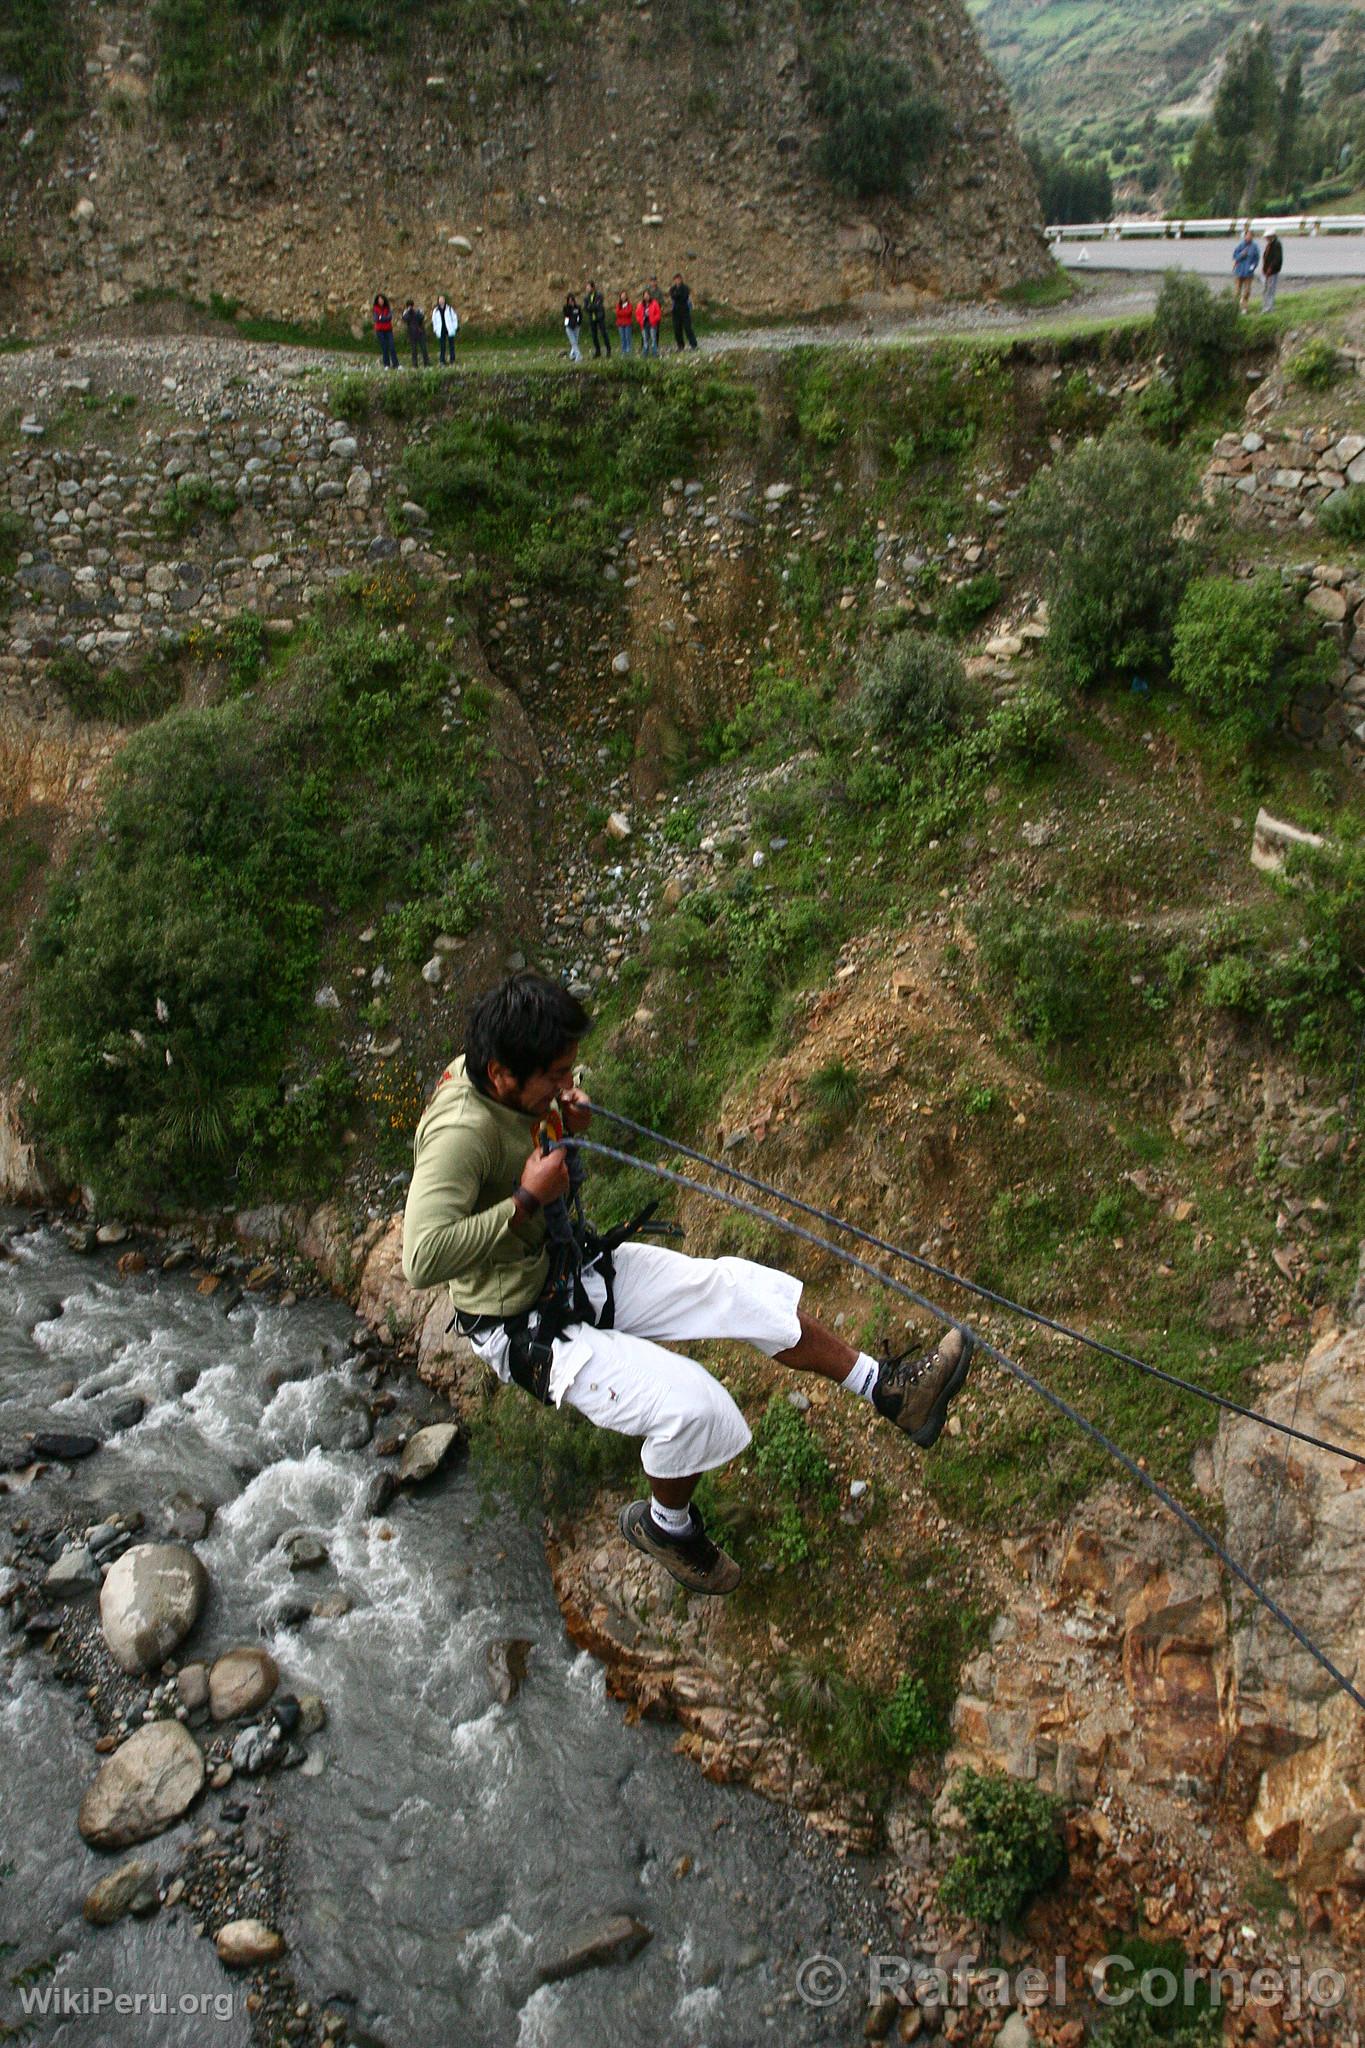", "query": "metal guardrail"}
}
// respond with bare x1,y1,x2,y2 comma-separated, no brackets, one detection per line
1047,216,1365,241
